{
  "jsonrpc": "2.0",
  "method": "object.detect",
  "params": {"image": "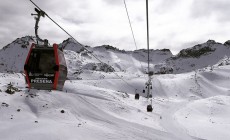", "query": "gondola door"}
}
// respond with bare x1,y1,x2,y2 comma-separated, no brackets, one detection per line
24,43,56,90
